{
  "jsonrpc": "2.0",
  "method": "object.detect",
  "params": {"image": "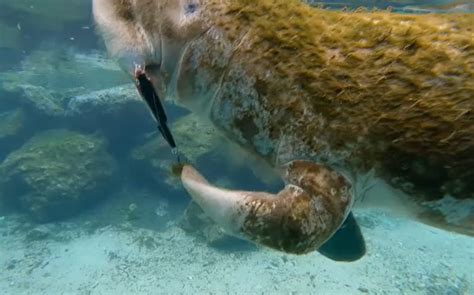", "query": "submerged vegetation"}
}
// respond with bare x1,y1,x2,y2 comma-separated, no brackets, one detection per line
0,129,117,221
